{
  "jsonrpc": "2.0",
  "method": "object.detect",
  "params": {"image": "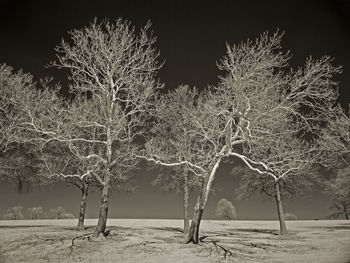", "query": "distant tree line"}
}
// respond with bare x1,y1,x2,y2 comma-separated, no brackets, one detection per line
2,206,75,220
